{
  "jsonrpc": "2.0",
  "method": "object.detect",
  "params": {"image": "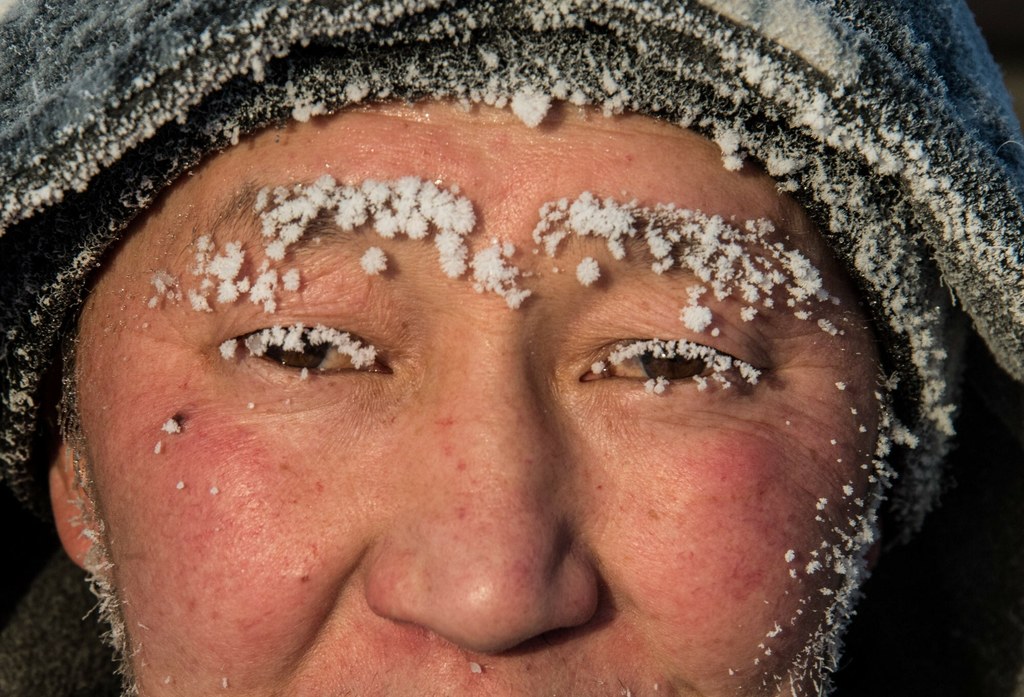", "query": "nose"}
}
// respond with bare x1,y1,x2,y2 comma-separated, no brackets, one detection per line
363,349,600,654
